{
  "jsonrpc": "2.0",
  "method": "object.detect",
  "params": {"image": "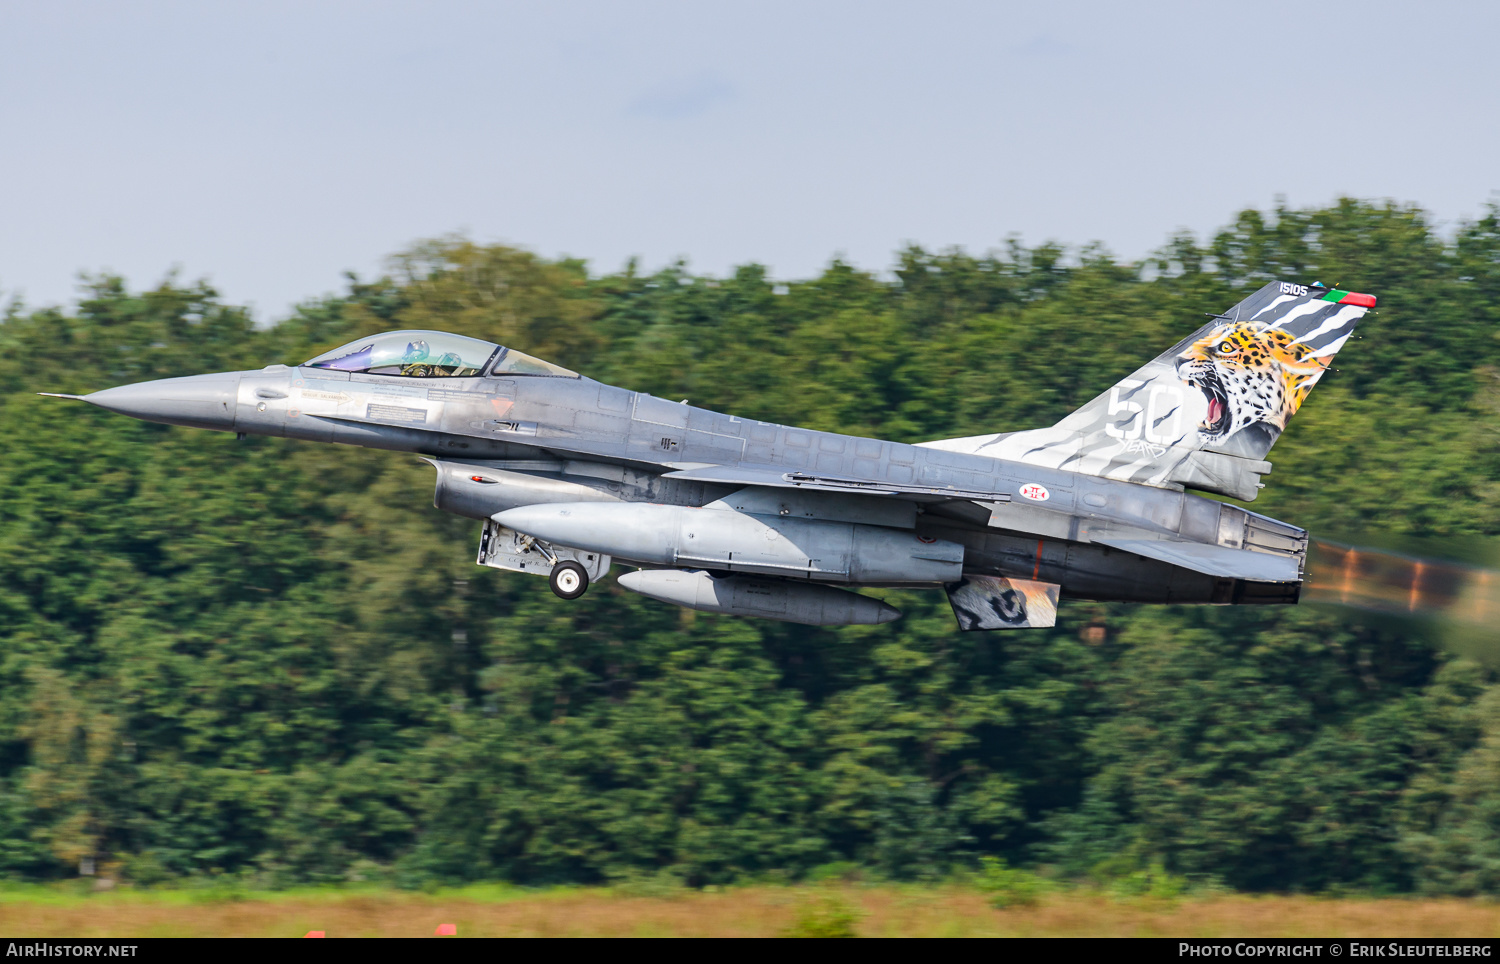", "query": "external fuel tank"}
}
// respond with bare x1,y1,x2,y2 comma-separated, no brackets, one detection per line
617,570,901,625
493,502,965,585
